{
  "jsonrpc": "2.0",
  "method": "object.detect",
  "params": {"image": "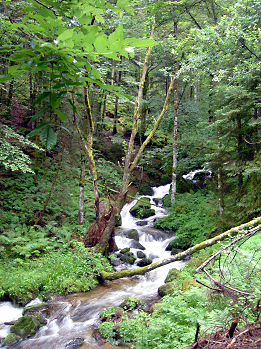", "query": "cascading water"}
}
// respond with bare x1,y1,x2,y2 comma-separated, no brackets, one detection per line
0,184,183,349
